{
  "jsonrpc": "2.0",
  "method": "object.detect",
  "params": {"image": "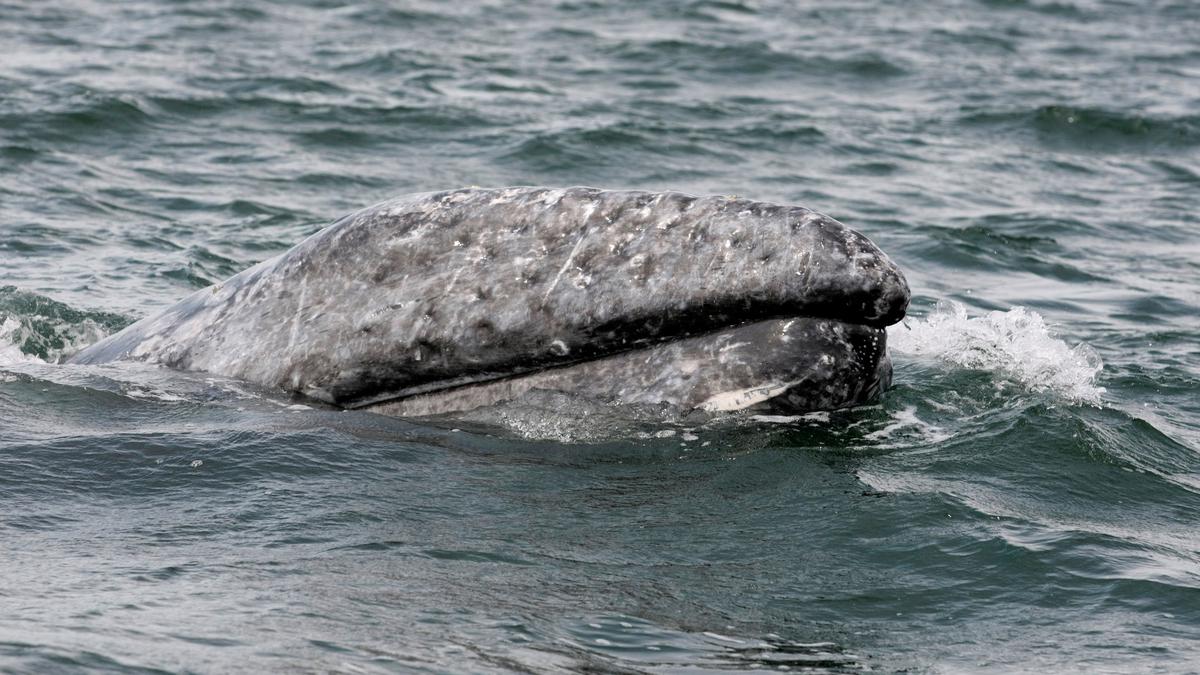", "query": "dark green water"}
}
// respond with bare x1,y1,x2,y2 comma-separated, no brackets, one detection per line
2,0,1199,672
